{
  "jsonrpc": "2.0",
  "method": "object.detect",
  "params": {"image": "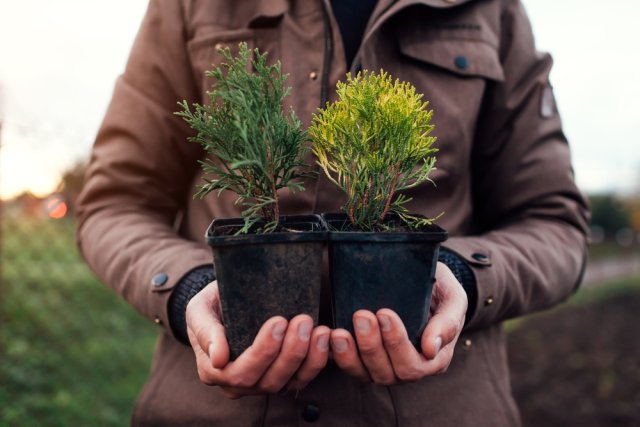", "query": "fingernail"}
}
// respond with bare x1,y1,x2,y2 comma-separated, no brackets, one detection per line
333,337,348,353
298,321,312,342
434,336,442,354
272,320,287,341
317,334,329,351
355,317,370,334
377,314,391,332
